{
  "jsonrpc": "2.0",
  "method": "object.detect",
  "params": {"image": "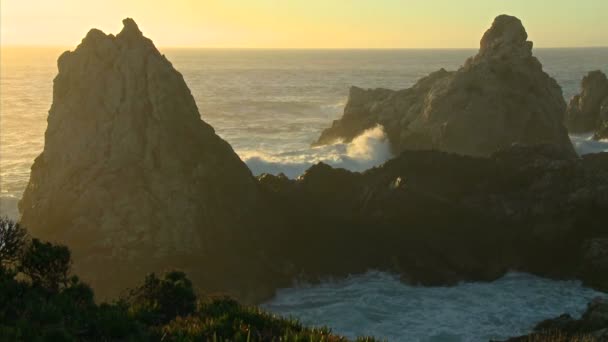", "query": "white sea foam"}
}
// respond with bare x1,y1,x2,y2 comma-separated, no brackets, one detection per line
571,133,608,155
242,125,393,179
263,271,605,342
